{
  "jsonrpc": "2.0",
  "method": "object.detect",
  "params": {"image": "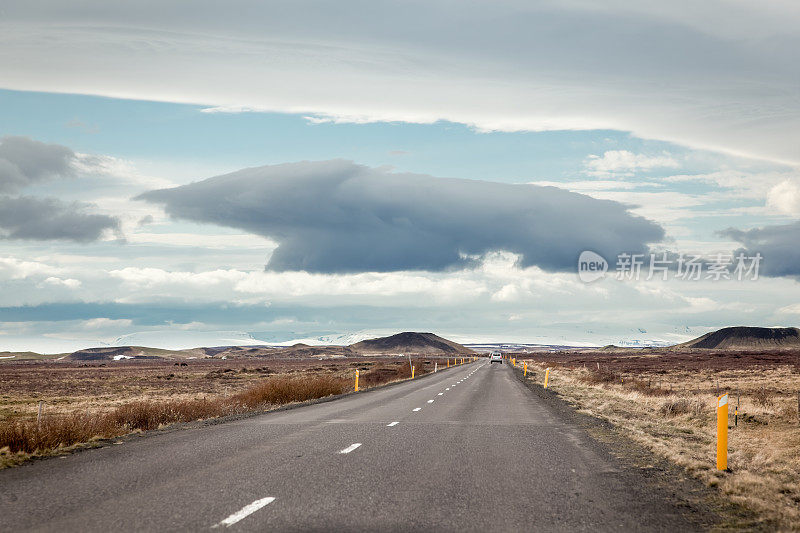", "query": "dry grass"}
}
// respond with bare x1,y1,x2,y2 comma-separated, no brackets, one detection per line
519,355,800,530
0,374,351,463
0,356,455,468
